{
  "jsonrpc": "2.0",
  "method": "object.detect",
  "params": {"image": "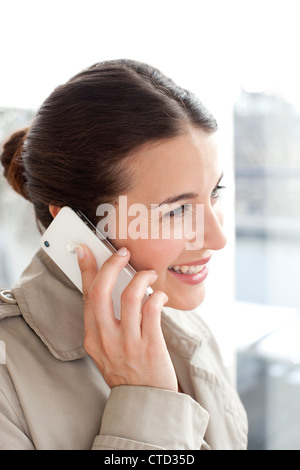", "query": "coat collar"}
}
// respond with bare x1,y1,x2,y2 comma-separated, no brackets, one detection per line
9,250,211,362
